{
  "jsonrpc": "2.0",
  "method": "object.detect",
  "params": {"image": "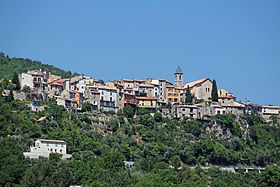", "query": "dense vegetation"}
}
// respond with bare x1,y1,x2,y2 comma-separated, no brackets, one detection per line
1,88,280,186
0,53,280,186
0,52,74,80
